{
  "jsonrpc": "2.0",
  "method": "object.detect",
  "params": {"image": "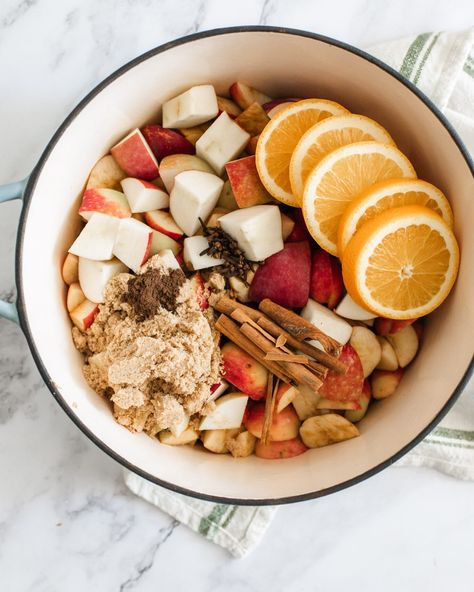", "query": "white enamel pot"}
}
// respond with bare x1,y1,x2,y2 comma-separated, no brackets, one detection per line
1,27,473,504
